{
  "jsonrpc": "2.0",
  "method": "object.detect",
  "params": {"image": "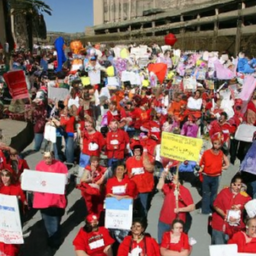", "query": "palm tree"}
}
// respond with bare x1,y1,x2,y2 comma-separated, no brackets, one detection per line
3,0,52,51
